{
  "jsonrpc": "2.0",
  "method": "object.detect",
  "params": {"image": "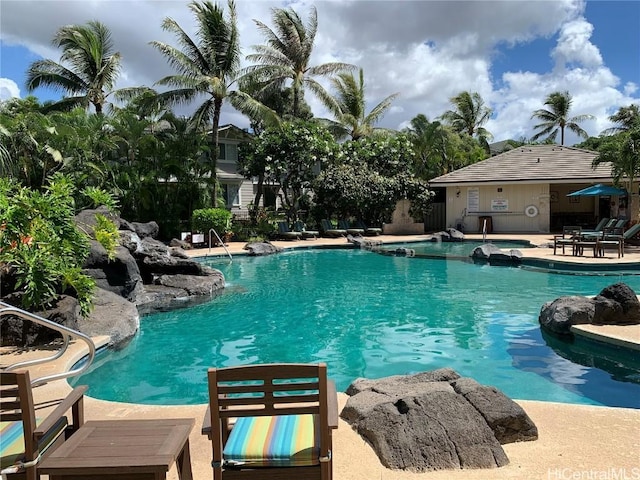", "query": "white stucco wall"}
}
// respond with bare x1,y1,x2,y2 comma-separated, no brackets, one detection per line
445,184,550,233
